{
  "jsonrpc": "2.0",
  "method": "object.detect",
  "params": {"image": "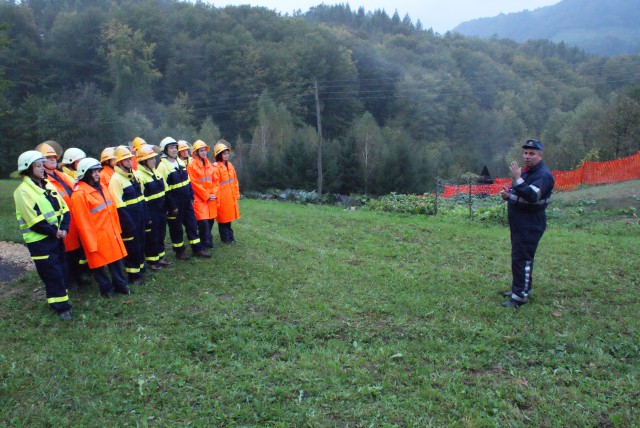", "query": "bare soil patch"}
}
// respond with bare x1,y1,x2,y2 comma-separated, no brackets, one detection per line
0,241,33,285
